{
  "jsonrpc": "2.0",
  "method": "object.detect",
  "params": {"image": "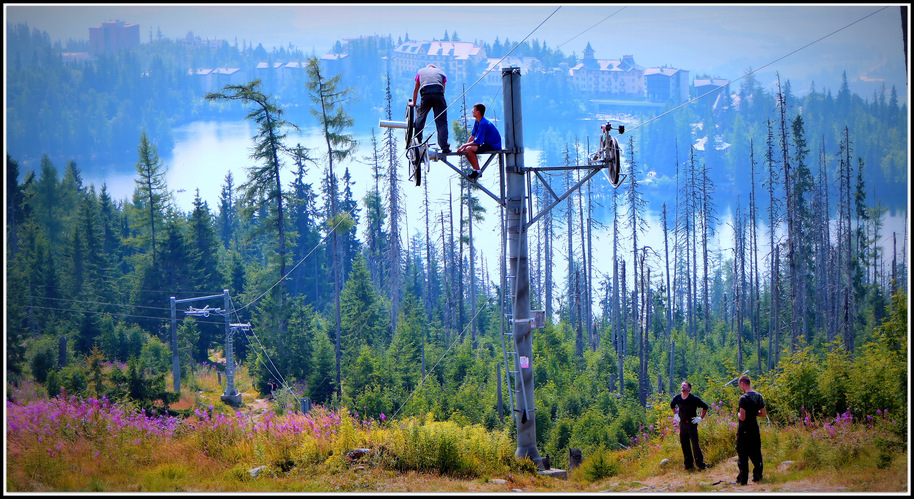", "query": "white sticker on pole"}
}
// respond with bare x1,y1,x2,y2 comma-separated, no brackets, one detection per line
520,356,530,369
